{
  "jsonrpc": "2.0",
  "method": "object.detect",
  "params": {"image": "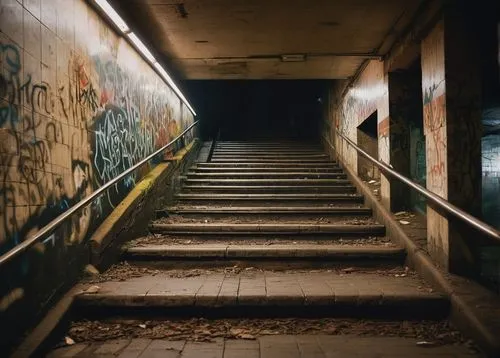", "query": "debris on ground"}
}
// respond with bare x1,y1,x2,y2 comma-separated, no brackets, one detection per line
127,235,394,248
81,263,420,283
84,265,100,276
63,318,473,347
